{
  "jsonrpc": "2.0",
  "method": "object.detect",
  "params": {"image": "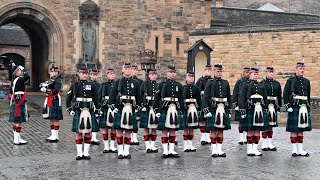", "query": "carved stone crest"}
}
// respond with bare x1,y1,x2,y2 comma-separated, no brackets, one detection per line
79,0,100,25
